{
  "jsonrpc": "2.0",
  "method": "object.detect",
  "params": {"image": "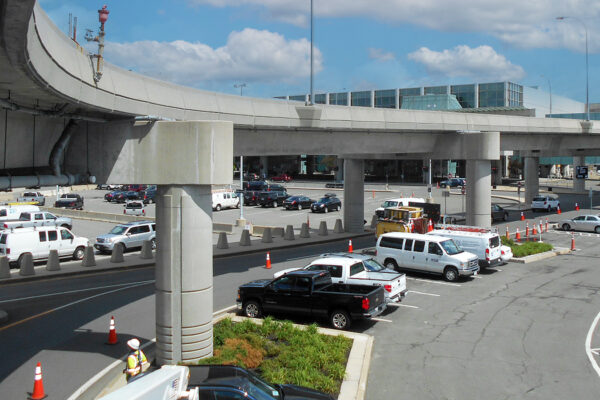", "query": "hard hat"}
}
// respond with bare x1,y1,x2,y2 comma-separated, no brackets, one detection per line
127,338,140,350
